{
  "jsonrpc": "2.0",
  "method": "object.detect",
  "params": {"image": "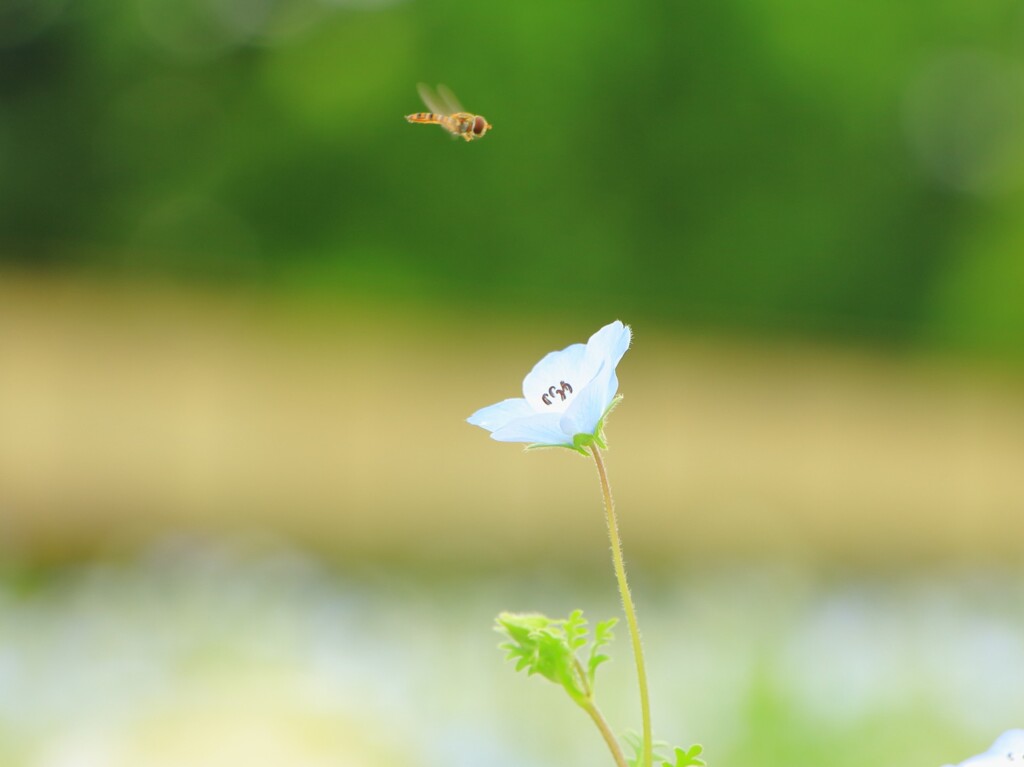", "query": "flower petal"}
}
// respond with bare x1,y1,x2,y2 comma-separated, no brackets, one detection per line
959,730,1024,766
468,320,632,447
558,360,617,438
585,320,631,370
467,398,534,433
521,342,593,414
490,412,571,446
